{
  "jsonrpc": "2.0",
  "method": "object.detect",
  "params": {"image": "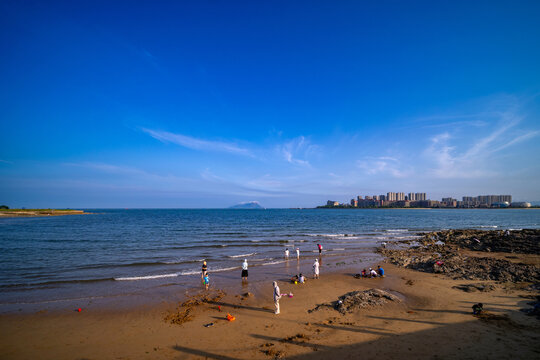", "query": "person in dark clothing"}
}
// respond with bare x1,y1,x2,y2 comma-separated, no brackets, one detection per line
472,303,483,315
